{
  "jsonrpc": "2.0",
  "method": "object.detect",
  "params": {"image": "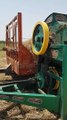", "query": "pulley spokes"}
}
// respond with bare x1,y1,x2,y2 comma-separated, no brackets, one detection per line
32,21,49,55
